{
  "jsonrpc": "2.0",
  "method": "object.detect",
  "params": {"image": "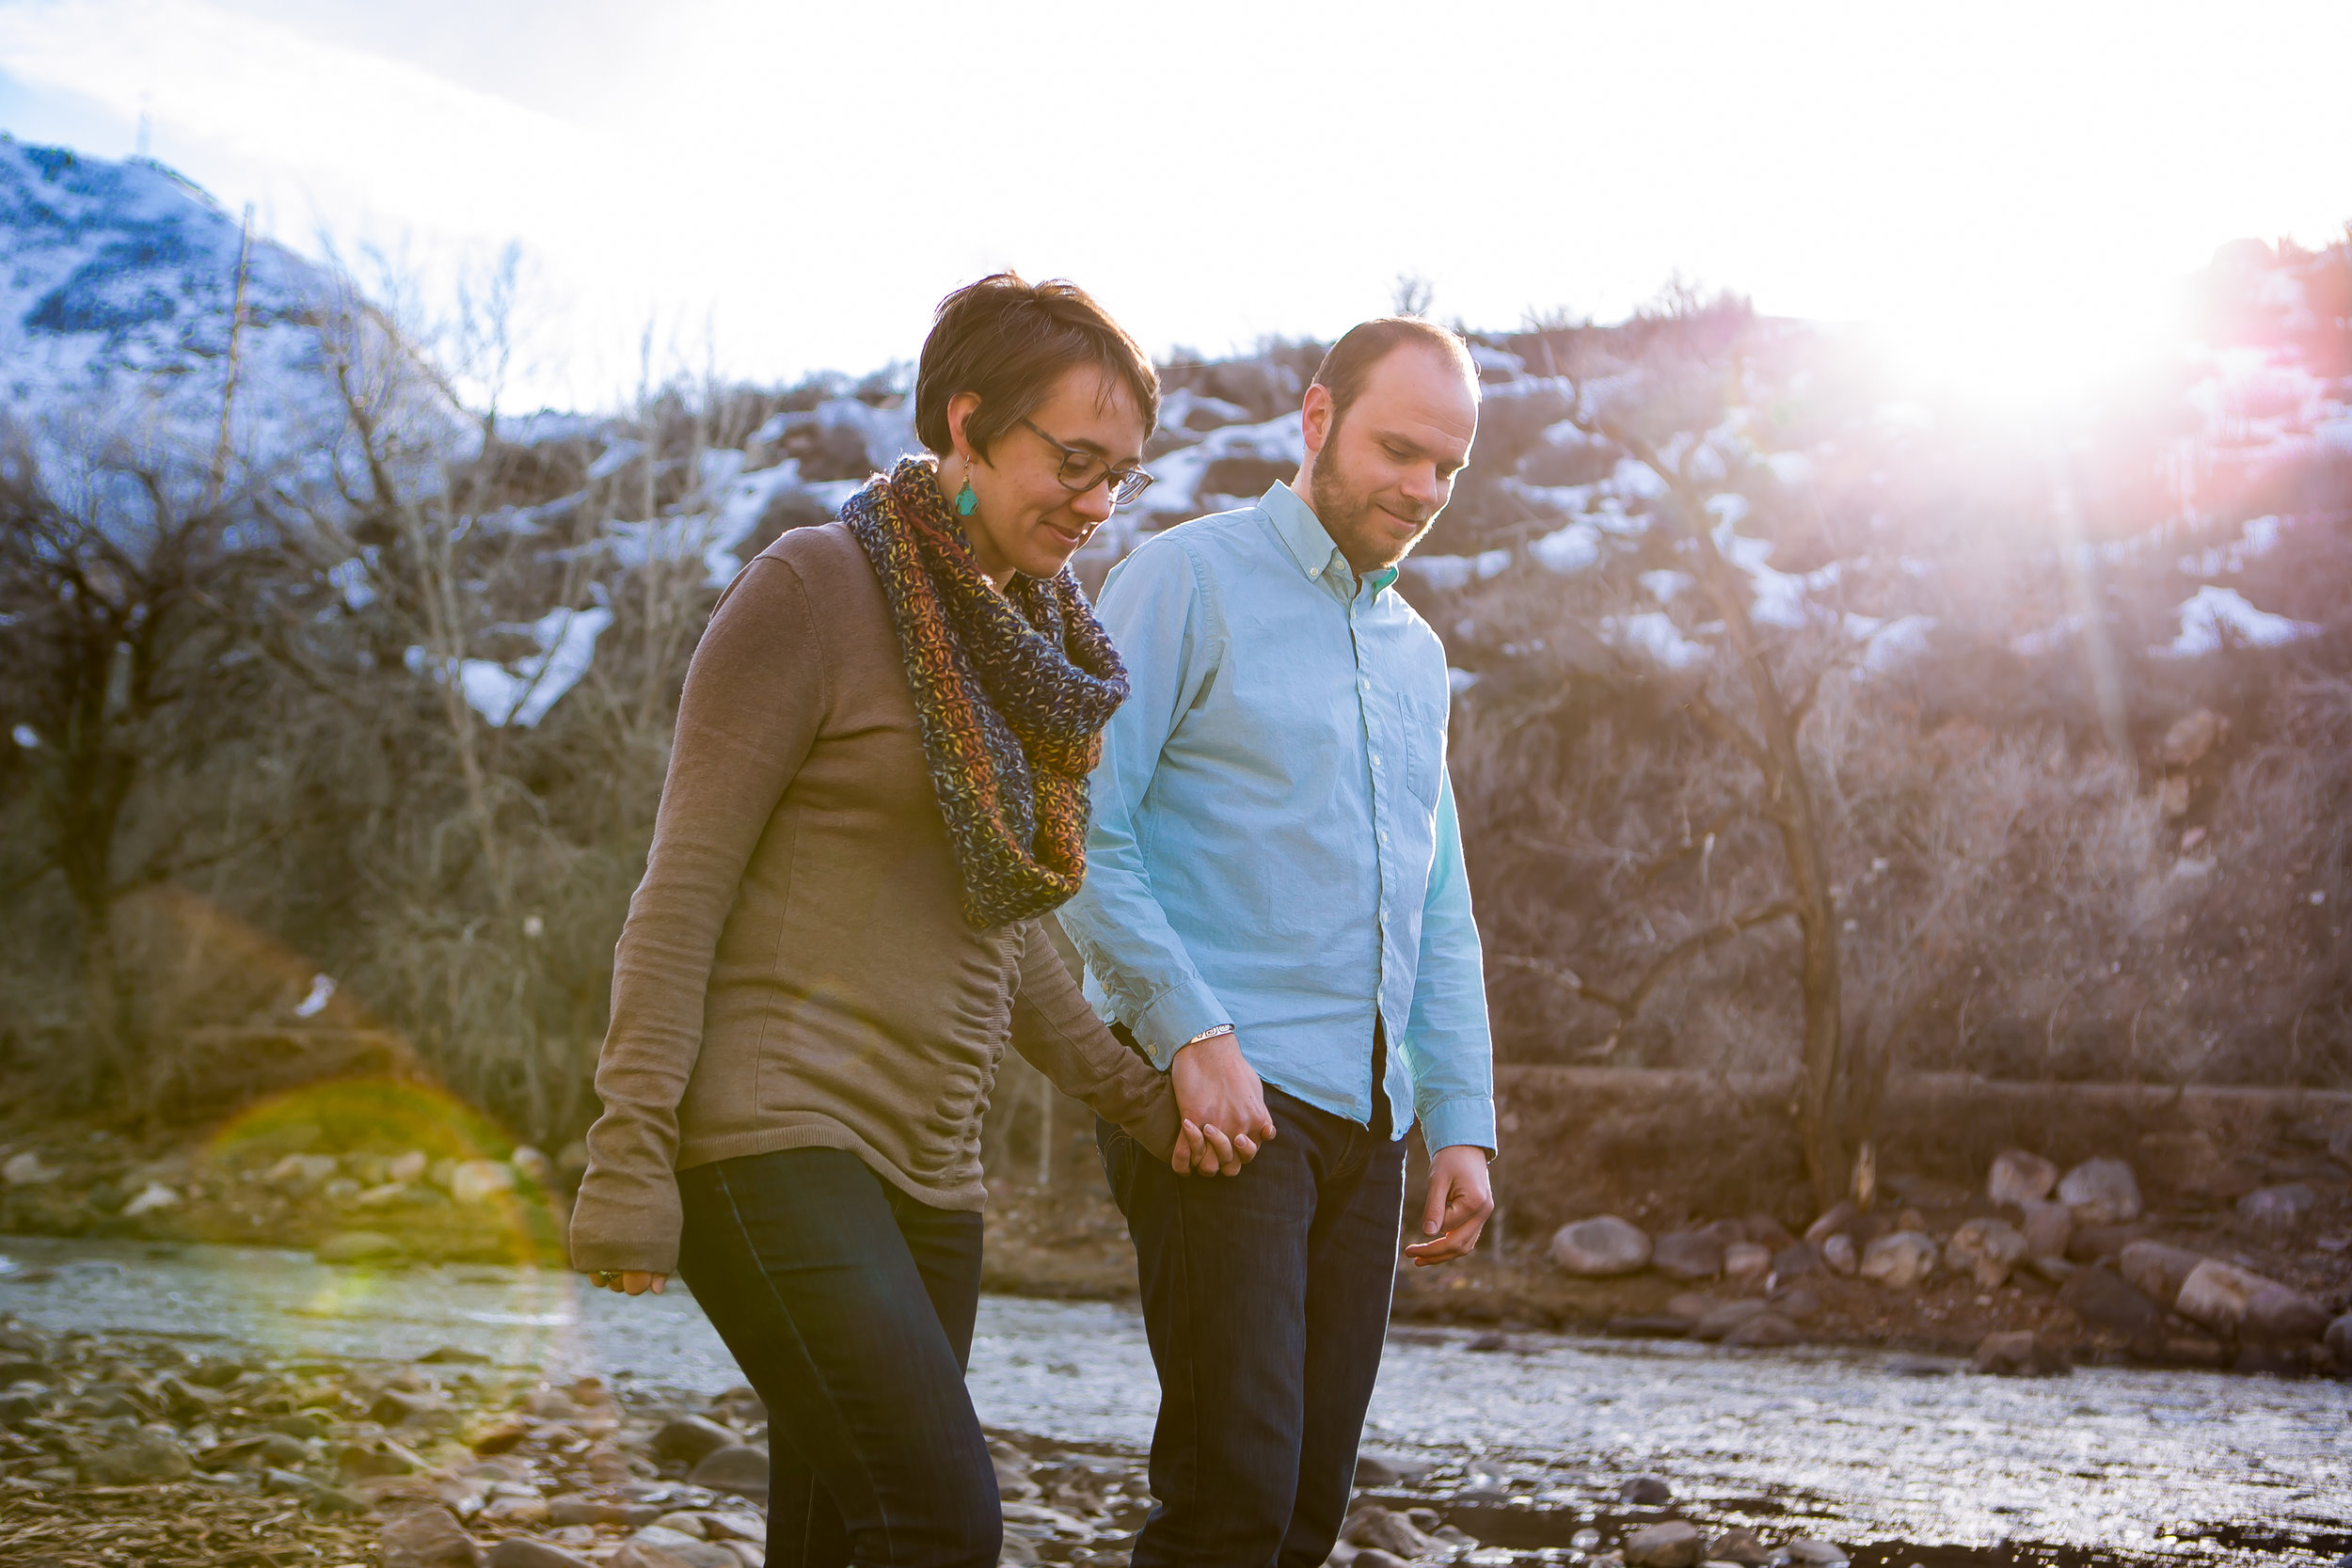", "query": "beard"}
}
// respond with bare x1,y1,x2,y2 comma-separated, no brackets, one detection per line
1308,418,1438,572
